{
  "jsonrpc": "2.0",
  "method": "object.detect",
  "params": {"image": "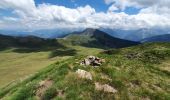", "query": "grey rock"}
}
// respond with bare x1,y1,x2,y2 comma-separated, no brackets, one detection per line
95,82,117,93
76,69,92,80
